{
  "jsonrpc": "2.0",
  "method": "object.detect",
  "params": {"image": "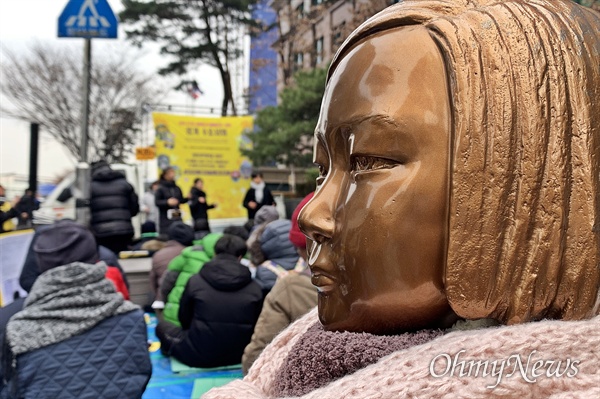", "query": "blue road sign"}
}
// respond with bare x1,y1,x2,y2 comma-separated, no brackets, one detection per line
58,0,118,39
